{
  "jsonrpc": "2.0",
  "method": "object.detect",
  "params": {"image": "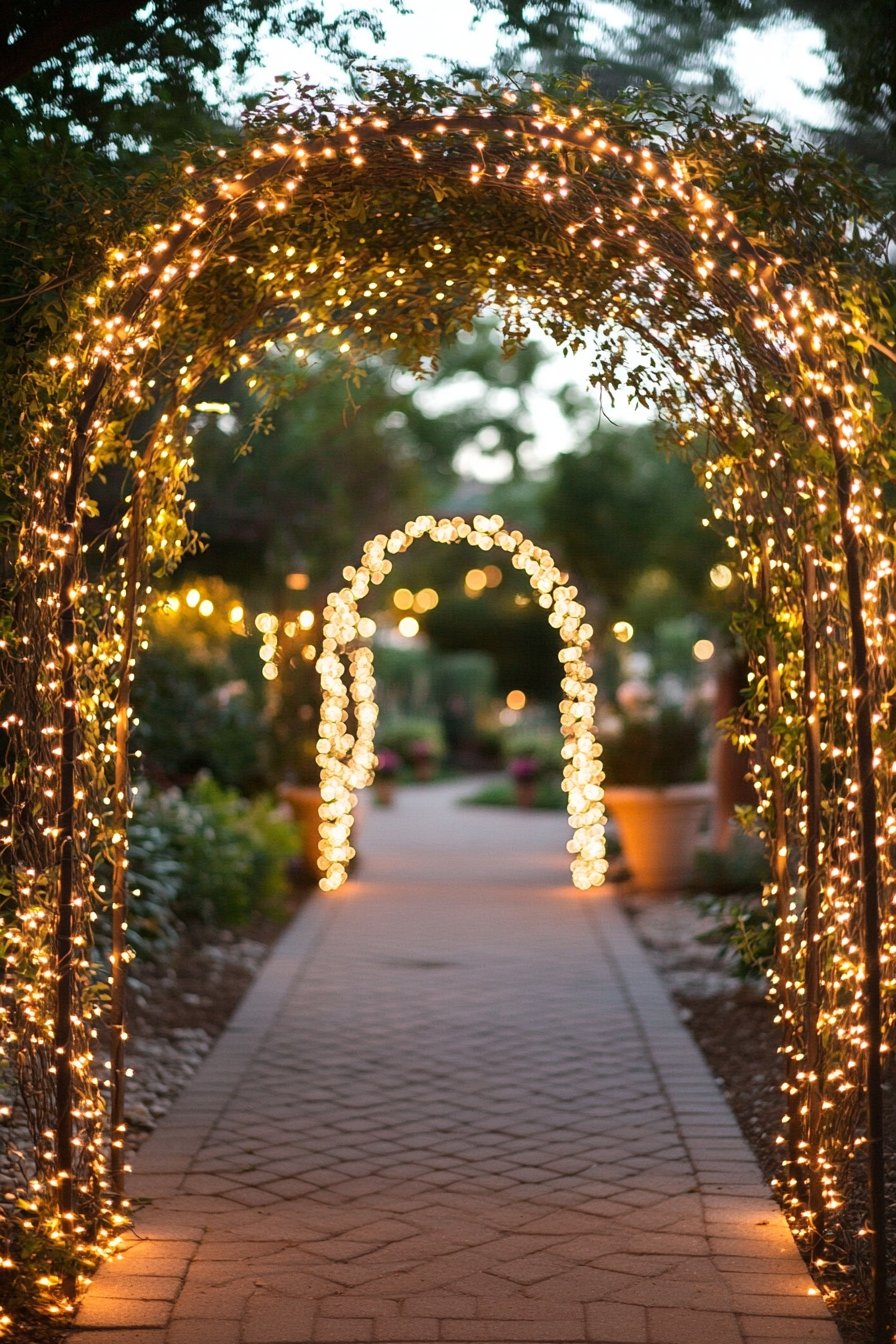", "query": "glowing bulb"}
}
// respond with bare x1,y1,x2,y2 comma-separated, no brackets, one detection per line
185,587,200,609
710,563,734,589
393,587,414,610
483,564,502,587
506,689,526,711
465,568,487,593
298,609,314,631
358,617,376,639
198,599,214,617
255,612,278,634
262,663,278,680
397,616,420,638
693,638,715,661
612,621,634,642
285,571,309,591
228,604,244,624
413,587,439,612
